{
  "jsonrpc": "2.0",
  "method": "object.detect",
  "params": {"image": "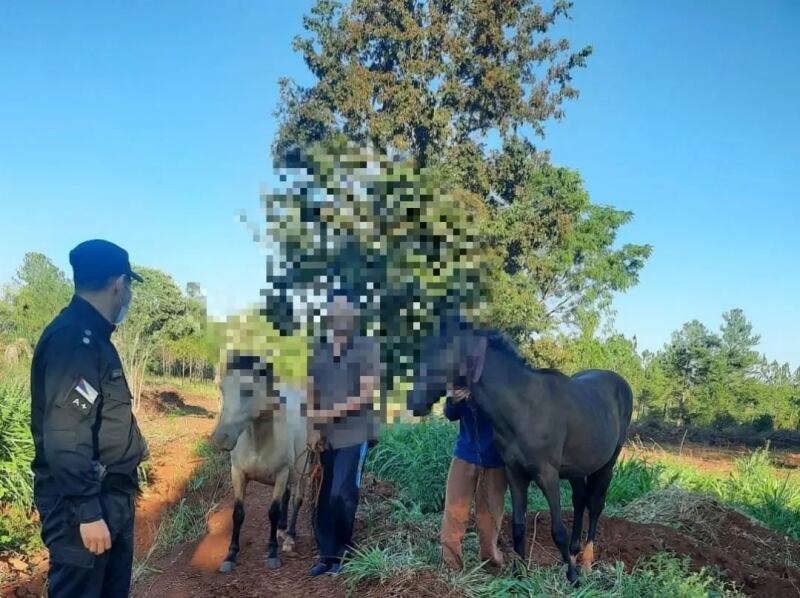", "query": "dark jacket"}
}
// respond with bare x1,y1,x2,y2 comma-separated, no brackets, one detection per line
444,397,504,469
30,296,147,523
